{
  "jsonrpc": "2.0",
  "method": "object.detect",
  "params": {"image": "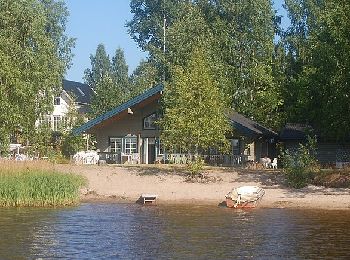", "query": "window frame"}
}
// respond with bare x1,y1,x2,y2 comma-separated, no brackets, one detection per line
109,137,122,154
143,112,157,130
54,97,61,106
156,138,164,155
124,136,138,154
231,139,240,155
53,116,61,131
109,136,138,155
